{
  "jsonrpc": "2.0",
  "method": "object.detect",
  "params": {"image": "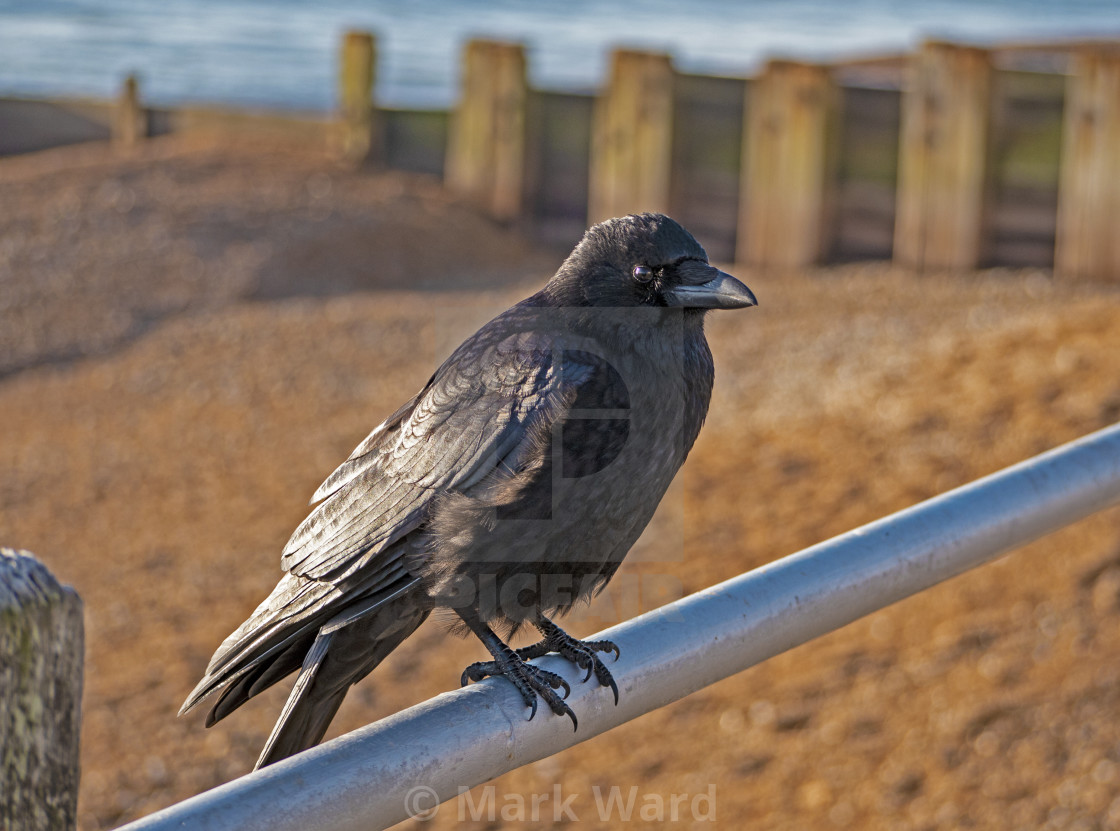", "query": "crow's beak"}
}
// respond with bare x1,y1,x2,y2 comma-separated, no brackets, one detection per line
665,265,758,310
